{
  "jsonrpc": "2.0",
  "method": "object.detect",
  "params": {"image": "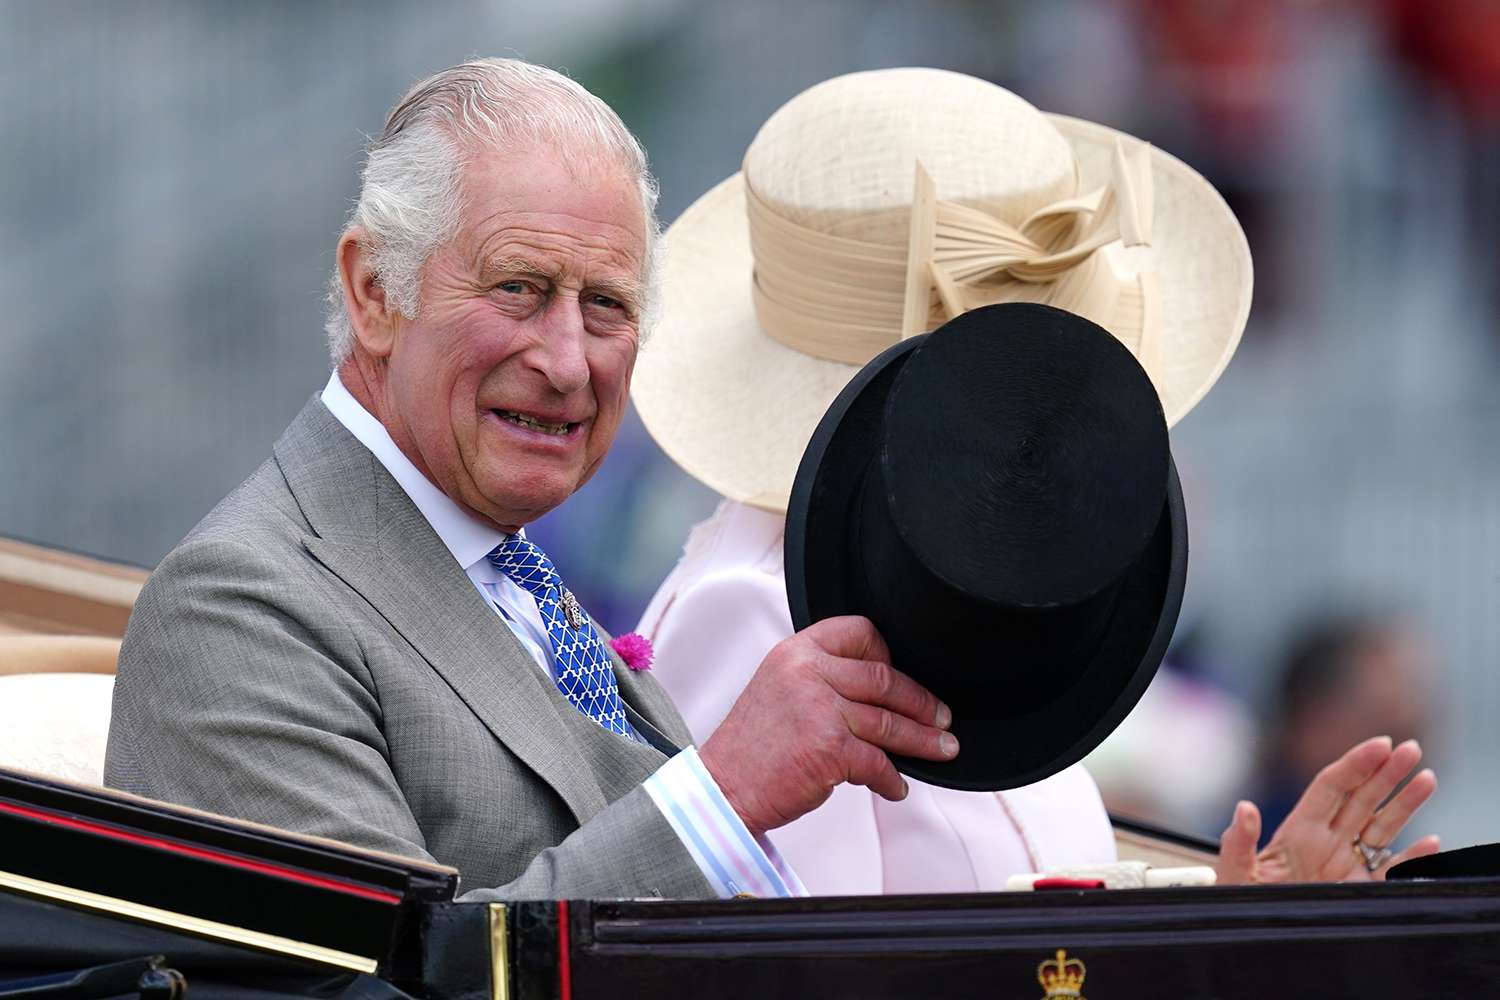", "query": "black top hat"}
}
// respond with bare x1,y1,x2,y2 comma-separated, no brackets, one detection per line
784,302,1188,791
